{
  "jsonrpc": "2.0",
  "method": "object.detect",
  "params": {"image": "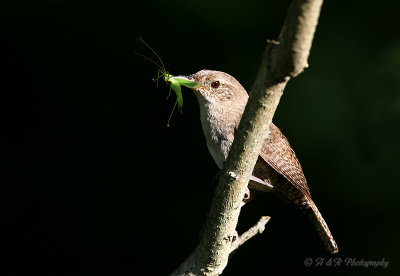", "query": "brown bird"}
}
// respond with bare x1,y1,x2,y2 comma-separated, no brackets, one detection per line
185,70,338,254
